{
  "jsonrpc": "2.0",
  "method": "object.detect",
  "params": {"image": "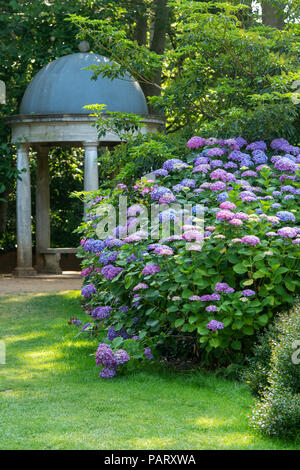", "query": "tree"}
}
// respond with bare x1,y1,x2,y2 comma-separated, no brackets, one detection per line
70,1,300,137
261,1,285,29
